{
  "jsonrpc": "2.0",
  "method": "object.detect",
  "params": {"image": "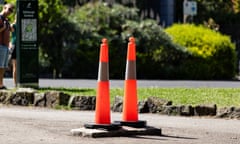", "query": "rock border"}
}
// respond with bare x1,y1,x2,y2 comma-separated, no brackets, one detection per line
0,88,239,119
